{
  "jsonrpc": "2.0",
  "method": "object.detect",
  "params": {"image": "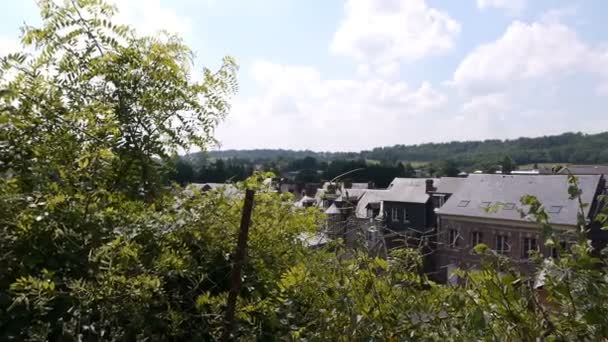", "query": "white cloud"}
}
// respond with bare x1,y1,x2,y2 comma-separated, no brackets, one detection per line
112,0,192,36
443,14,608,145
462,92,510,116
477,0,526,14
452,19,608,94
331,0,460,66
434,90,598,143
215,61,447,151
